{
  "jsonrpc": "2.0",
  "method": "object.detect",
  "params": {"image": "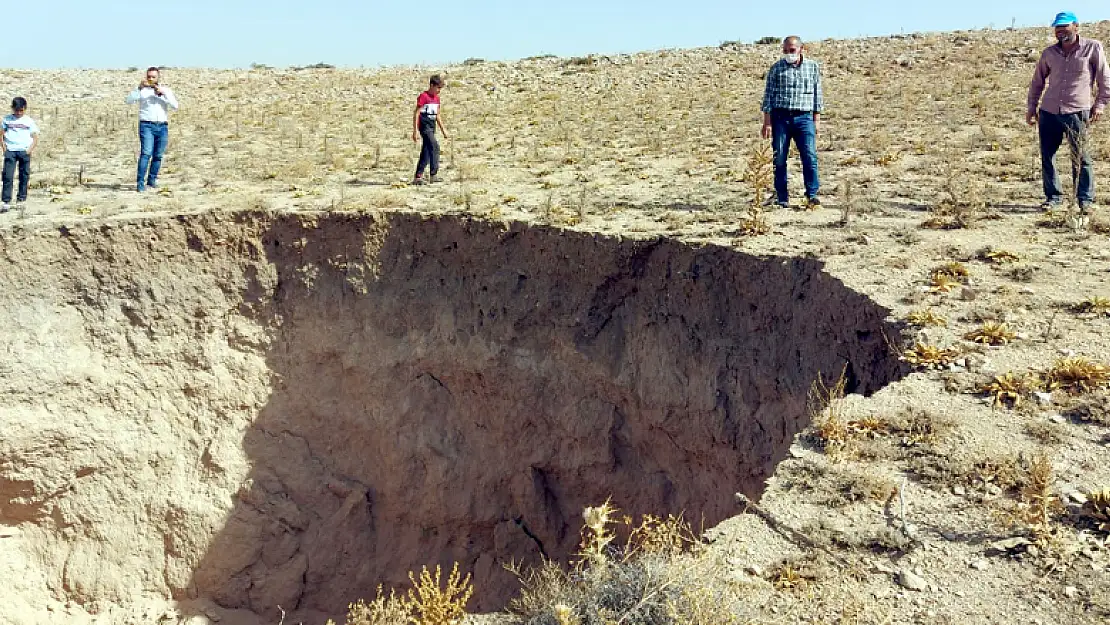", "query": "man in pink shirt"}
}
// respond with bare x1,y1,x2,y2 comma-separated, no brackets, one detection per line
1027,11,1110,213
